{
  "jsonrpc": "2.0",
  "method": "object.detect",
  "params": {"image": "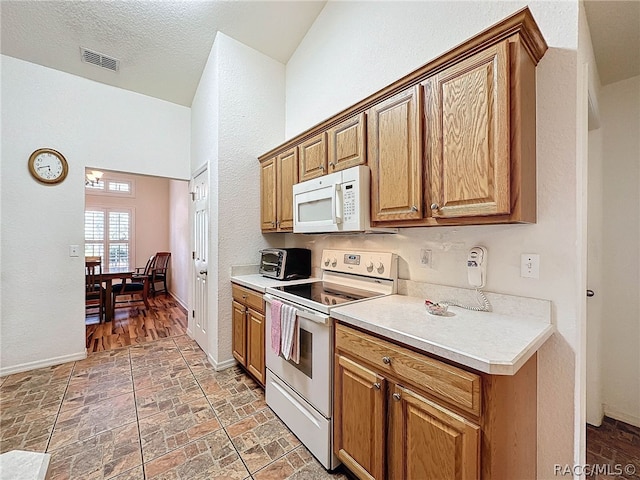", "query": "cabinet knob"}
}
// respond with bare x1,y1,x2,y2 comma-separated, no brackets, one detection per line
392,393,401,401
242,295,247,299
411,205,418,212
382,356,392,365
321,165,325,171
272,221,276,226
373,382,381,390
430,203,440,211
329,162,335,167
